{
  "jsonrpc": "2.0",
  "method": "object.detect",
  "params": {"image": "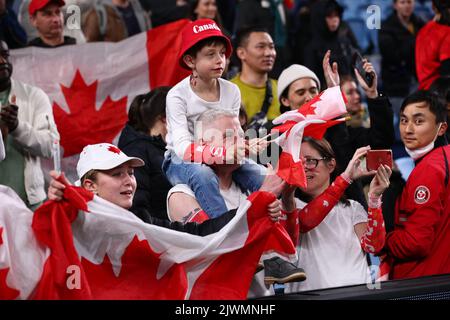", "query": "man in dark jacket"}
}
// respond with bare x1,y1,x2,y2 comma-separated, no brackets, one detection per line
379,0,425,98
303,0,359,86
379,0,425,178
